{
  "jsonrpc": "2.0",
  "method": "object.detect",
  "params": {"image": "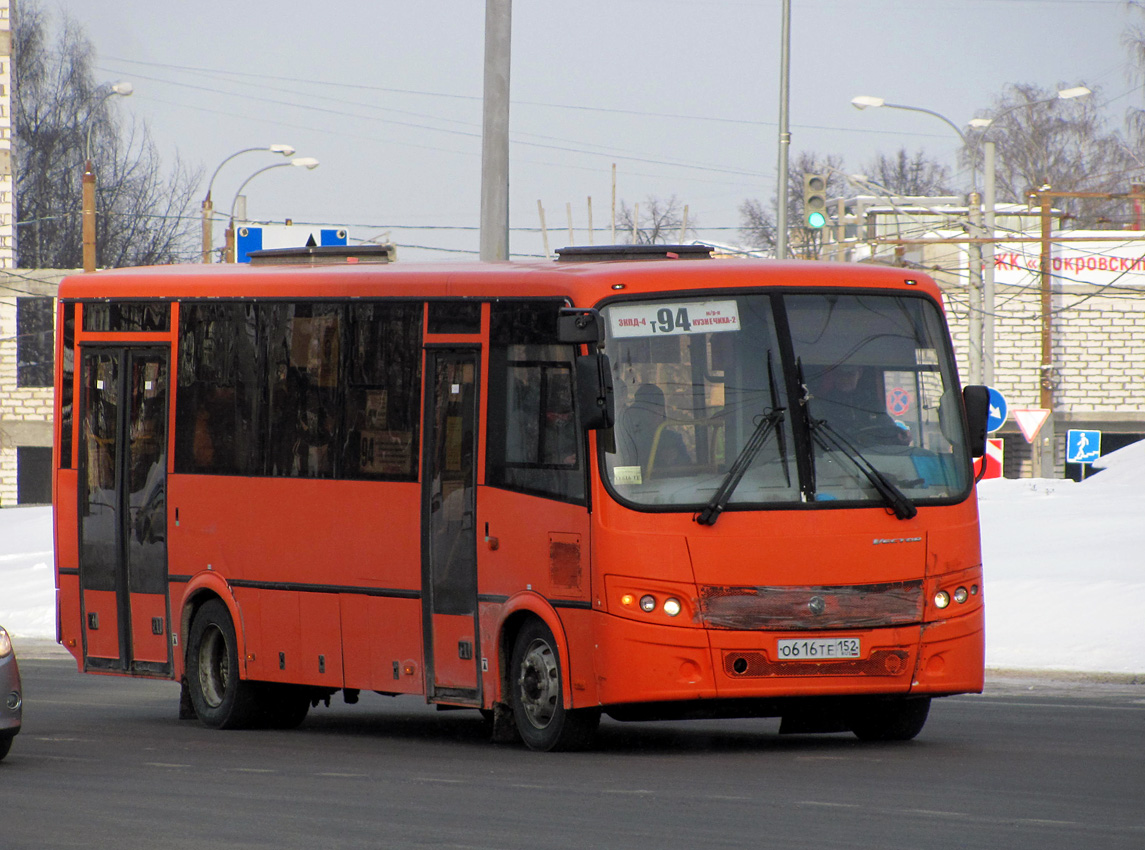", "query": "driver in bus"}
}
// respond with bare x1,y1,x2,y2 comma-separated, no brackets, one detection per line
811,364,910,446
